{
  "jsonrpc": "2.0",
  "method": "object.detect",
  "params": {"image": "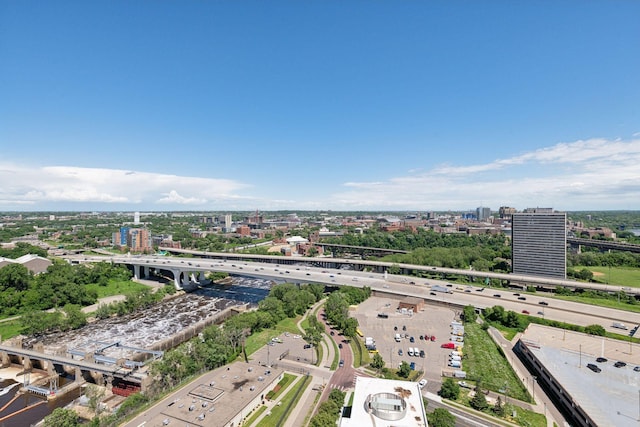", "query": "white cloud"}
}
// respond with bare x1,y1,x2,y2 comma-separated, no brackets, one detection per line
1,136,639,211
0,164,250,209
330,137,640,210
